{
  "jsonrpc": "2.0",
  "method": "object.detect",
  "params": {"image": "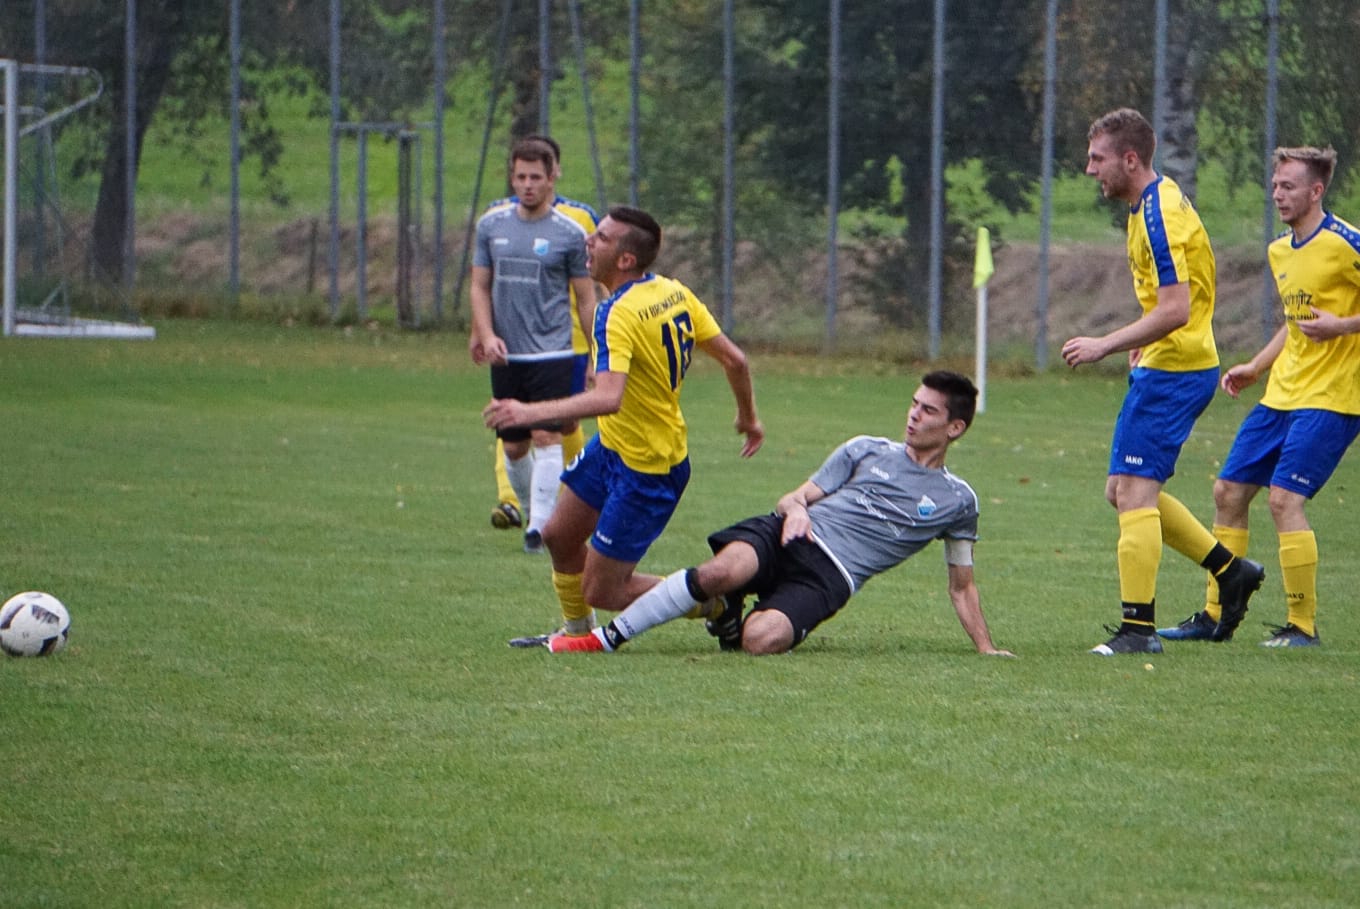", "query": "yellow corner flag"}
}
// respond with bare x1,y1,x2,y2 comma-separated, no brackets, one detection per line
972,226,994,289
